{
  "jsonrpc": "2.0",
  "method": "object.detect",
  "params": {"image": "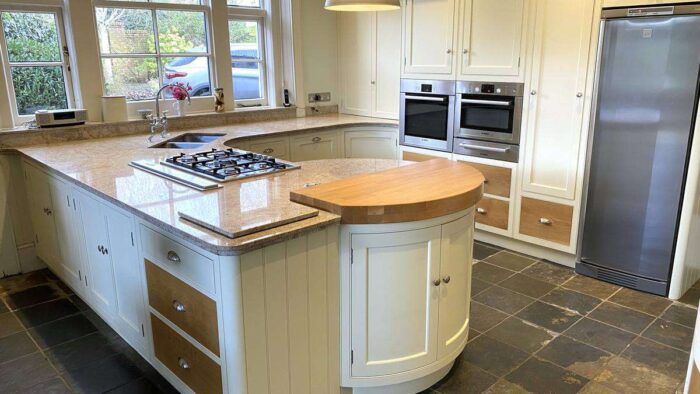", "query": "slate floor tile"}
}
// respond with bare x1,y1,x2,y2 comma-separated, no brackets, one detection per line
483,251,537,272
472,262,514,284
562,275,620,299
0,352,57,393
62,353,142,394
516,301,581,332
642,318,693,352
468,329,480,342
471,278,492,297
46,332,118,373
678,288,700,308
473,286,535,315
661,303,696,328
609,287,672,316
0,301,7,314
29,314,98,349
593,357,679,393
0,271,51,295
0,312,24,339
537,335,612,379
15,298,79,328
105,376,175,394
499,273,556,299
565,318,636,354
505,357,588,394
621,337,689,380
540,288,601,316
521,260,575,285
431,358,498,394
483,379,531,393
3,284,61,310
588,302,654,334
460,335,529,377
24,377,72,394
0,331,38,363
469,301,509,332
486,317,554,353
578,382,620,394
473,243,501,261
